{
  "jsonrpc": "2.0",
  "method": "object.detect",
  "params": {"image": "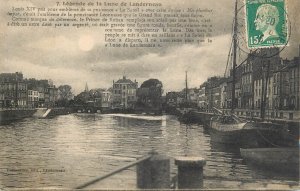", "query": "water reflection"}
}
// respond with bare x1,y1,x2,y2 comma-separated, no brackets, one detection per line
0,114,298,189
210,141,241,156
246,162,299,181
